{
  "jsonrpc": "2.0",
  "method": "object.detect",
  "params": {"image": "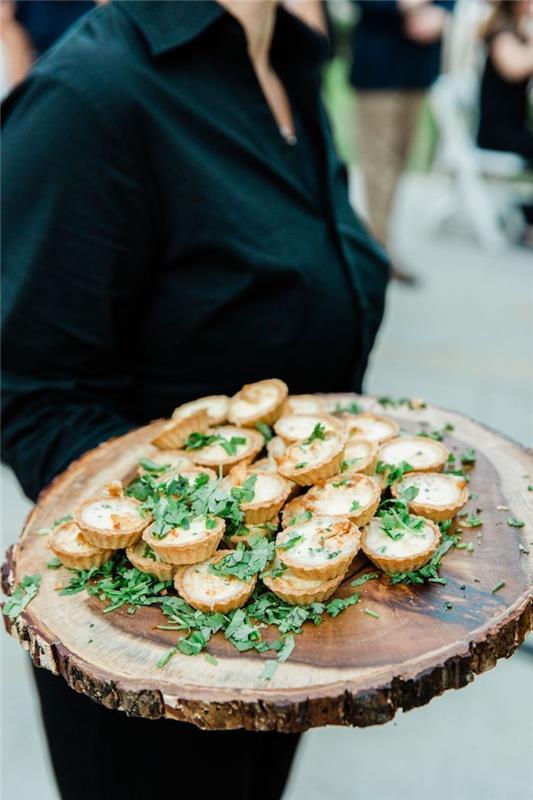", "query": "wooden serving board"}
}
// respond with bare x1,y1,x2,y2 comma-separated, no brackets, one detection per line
2,395,532,732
